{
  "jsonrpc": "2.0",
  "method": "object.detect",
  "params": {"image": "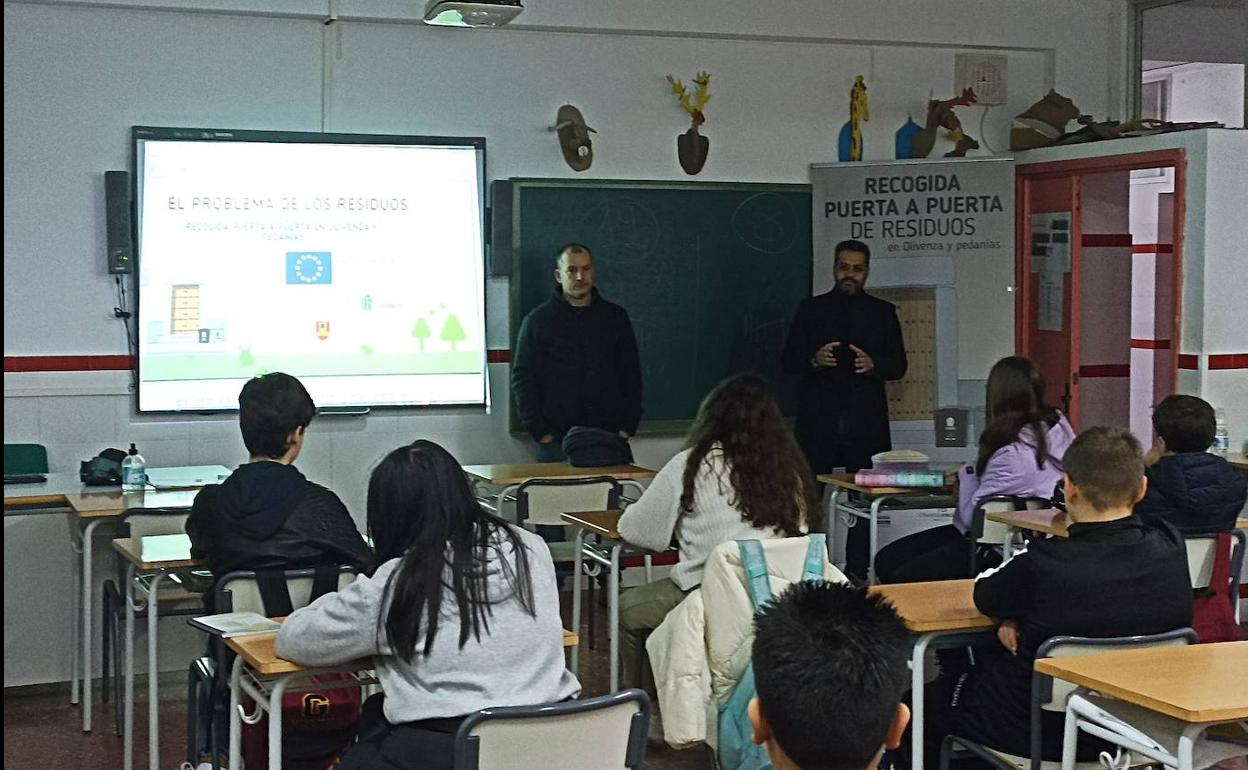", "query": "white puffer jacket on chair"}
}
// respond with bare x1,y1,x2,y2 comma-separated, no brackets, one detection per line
645,536,846,749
